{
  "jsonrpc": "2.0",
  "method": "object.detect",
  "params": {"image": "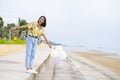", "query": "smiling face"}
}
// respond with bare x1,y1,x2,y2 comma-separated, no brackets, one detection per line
38,17,45,25
37,16,46,27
